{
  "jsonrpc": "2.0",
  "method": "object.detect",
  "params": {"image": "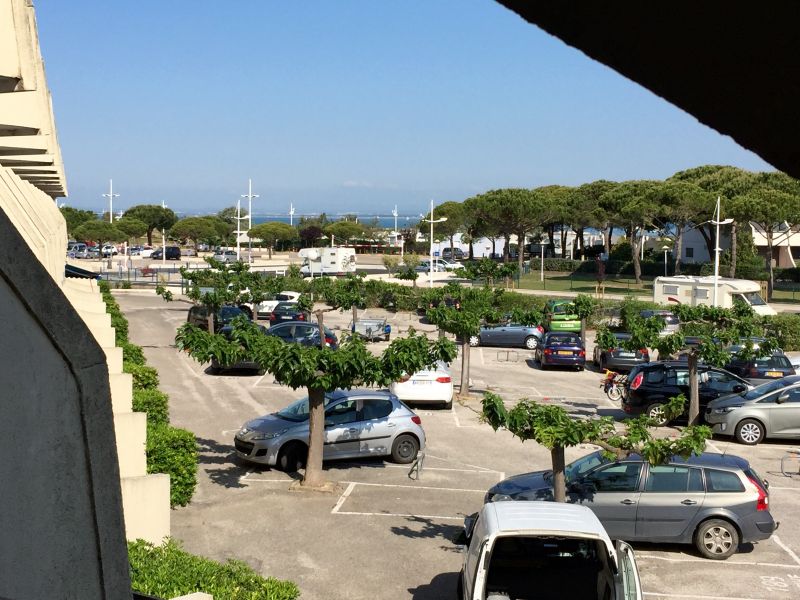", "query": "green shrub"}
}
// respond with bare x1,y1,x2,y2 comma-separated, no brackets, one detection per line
121,340,145,365
494,292,546,313
765,313,800,351
110,312,129,344
146,423,198,507
618,296,661,331
132,389,170,426
98,280,111,294
124,361,160,390
128,538,300,599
